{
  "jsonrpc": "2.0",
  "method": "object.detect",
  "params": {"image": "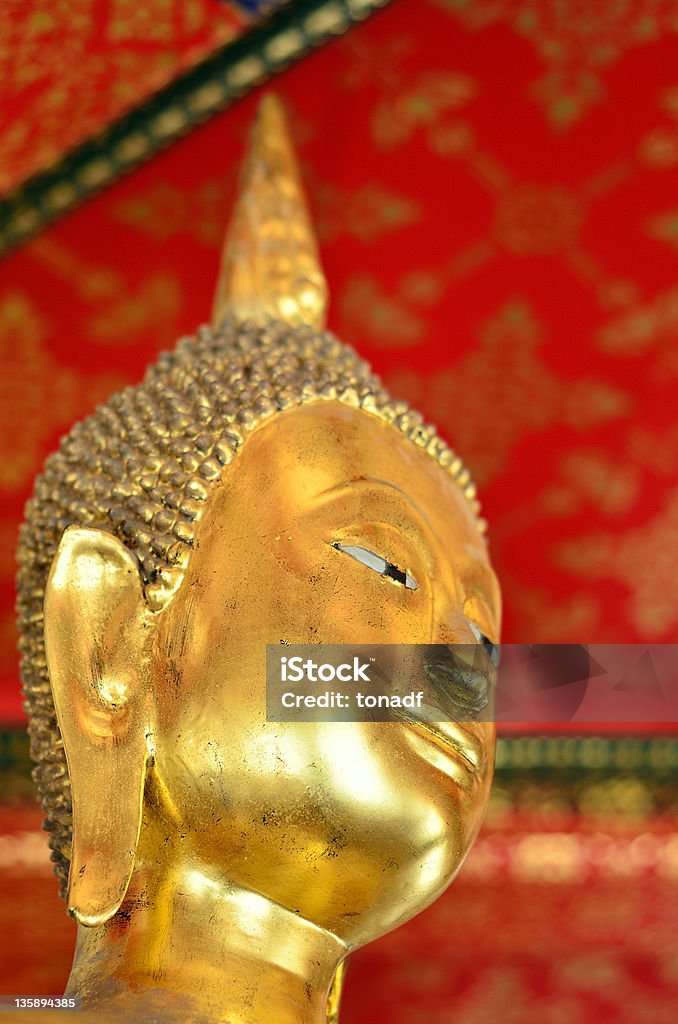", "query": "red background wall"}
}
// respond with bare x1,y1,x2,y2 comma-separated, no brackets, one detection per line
1,3,678,1019
3,3,678,727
